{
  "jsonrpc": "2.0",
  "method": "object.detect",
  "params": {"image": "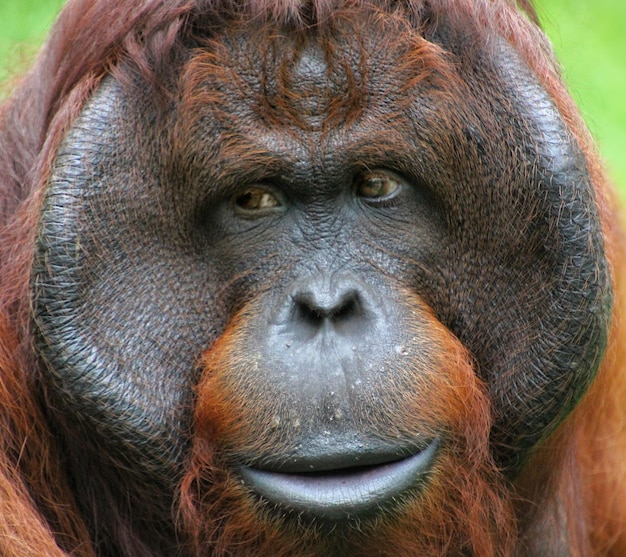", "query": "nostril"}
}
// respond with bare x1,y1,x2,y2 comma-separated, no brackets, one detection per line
292,292,325,328
330,294,360,323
